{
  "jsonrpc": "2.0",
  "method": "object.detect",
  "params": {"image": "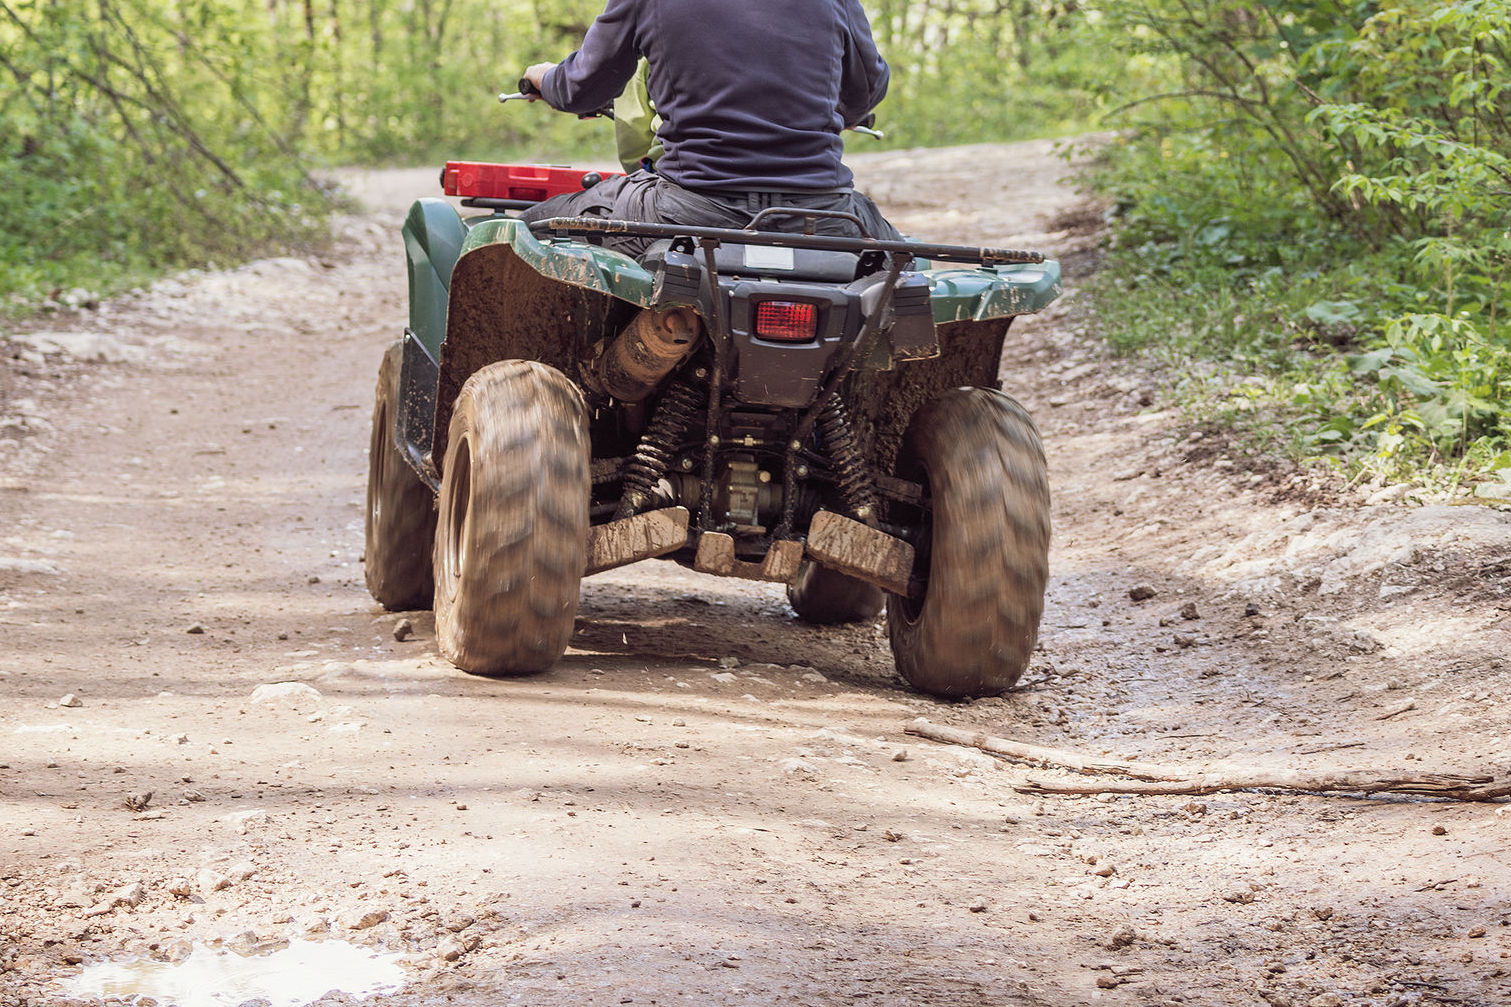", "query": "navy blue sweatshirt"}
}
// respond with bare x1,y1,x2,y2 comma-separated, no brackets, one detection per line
539,0,889,191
